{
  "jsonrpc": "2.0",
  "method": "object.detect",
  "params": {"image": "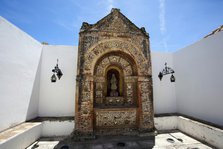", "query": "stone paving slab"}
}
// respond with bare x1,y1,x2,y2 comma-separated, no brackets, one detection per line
27,132,213,149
